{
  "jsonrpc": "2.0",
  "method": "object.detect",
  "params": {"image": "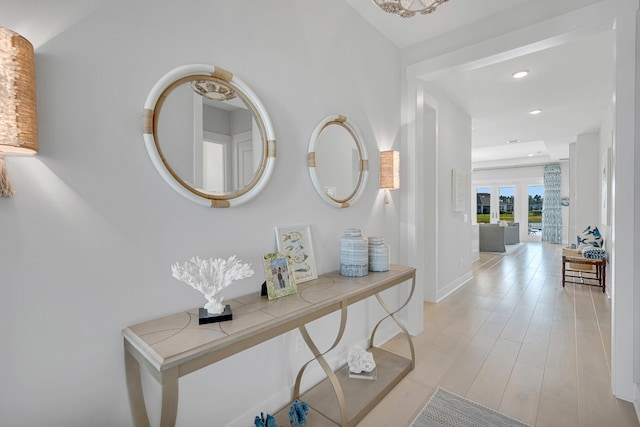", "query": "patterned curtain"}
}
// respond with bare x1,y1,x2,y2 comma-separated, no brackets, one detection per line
542,164,562,243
